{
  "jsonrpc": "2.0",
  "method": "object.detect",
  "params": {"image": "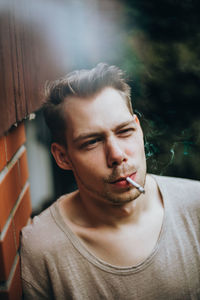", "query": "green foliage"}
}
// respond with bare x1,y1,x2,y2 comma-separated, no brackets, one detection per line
116,0,200,179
